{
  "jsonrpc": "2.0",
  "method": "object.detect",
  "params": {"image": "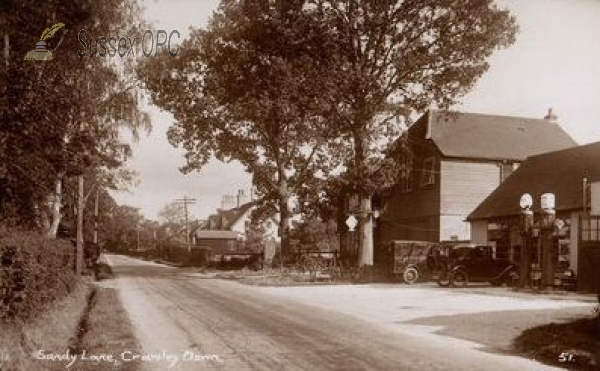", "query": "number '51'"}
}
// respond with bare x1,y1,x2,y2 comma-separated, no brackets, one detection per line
558,352,575,362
